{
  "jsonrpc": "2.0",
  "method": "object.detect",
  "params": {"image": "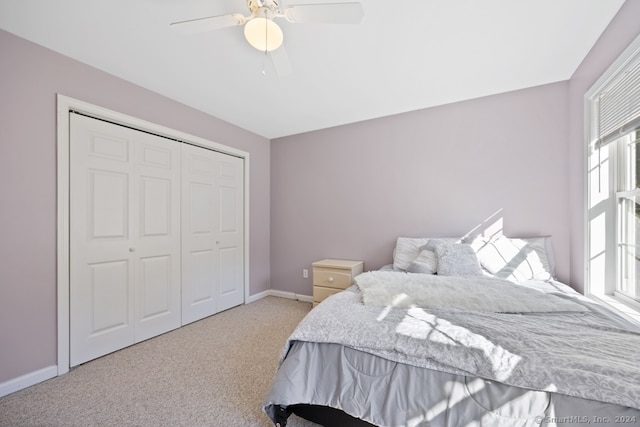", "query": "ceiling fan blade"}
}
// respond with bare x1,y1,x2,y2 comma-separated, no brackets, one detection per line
284,2,364,24
271,46,293,77
170,13,245,35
